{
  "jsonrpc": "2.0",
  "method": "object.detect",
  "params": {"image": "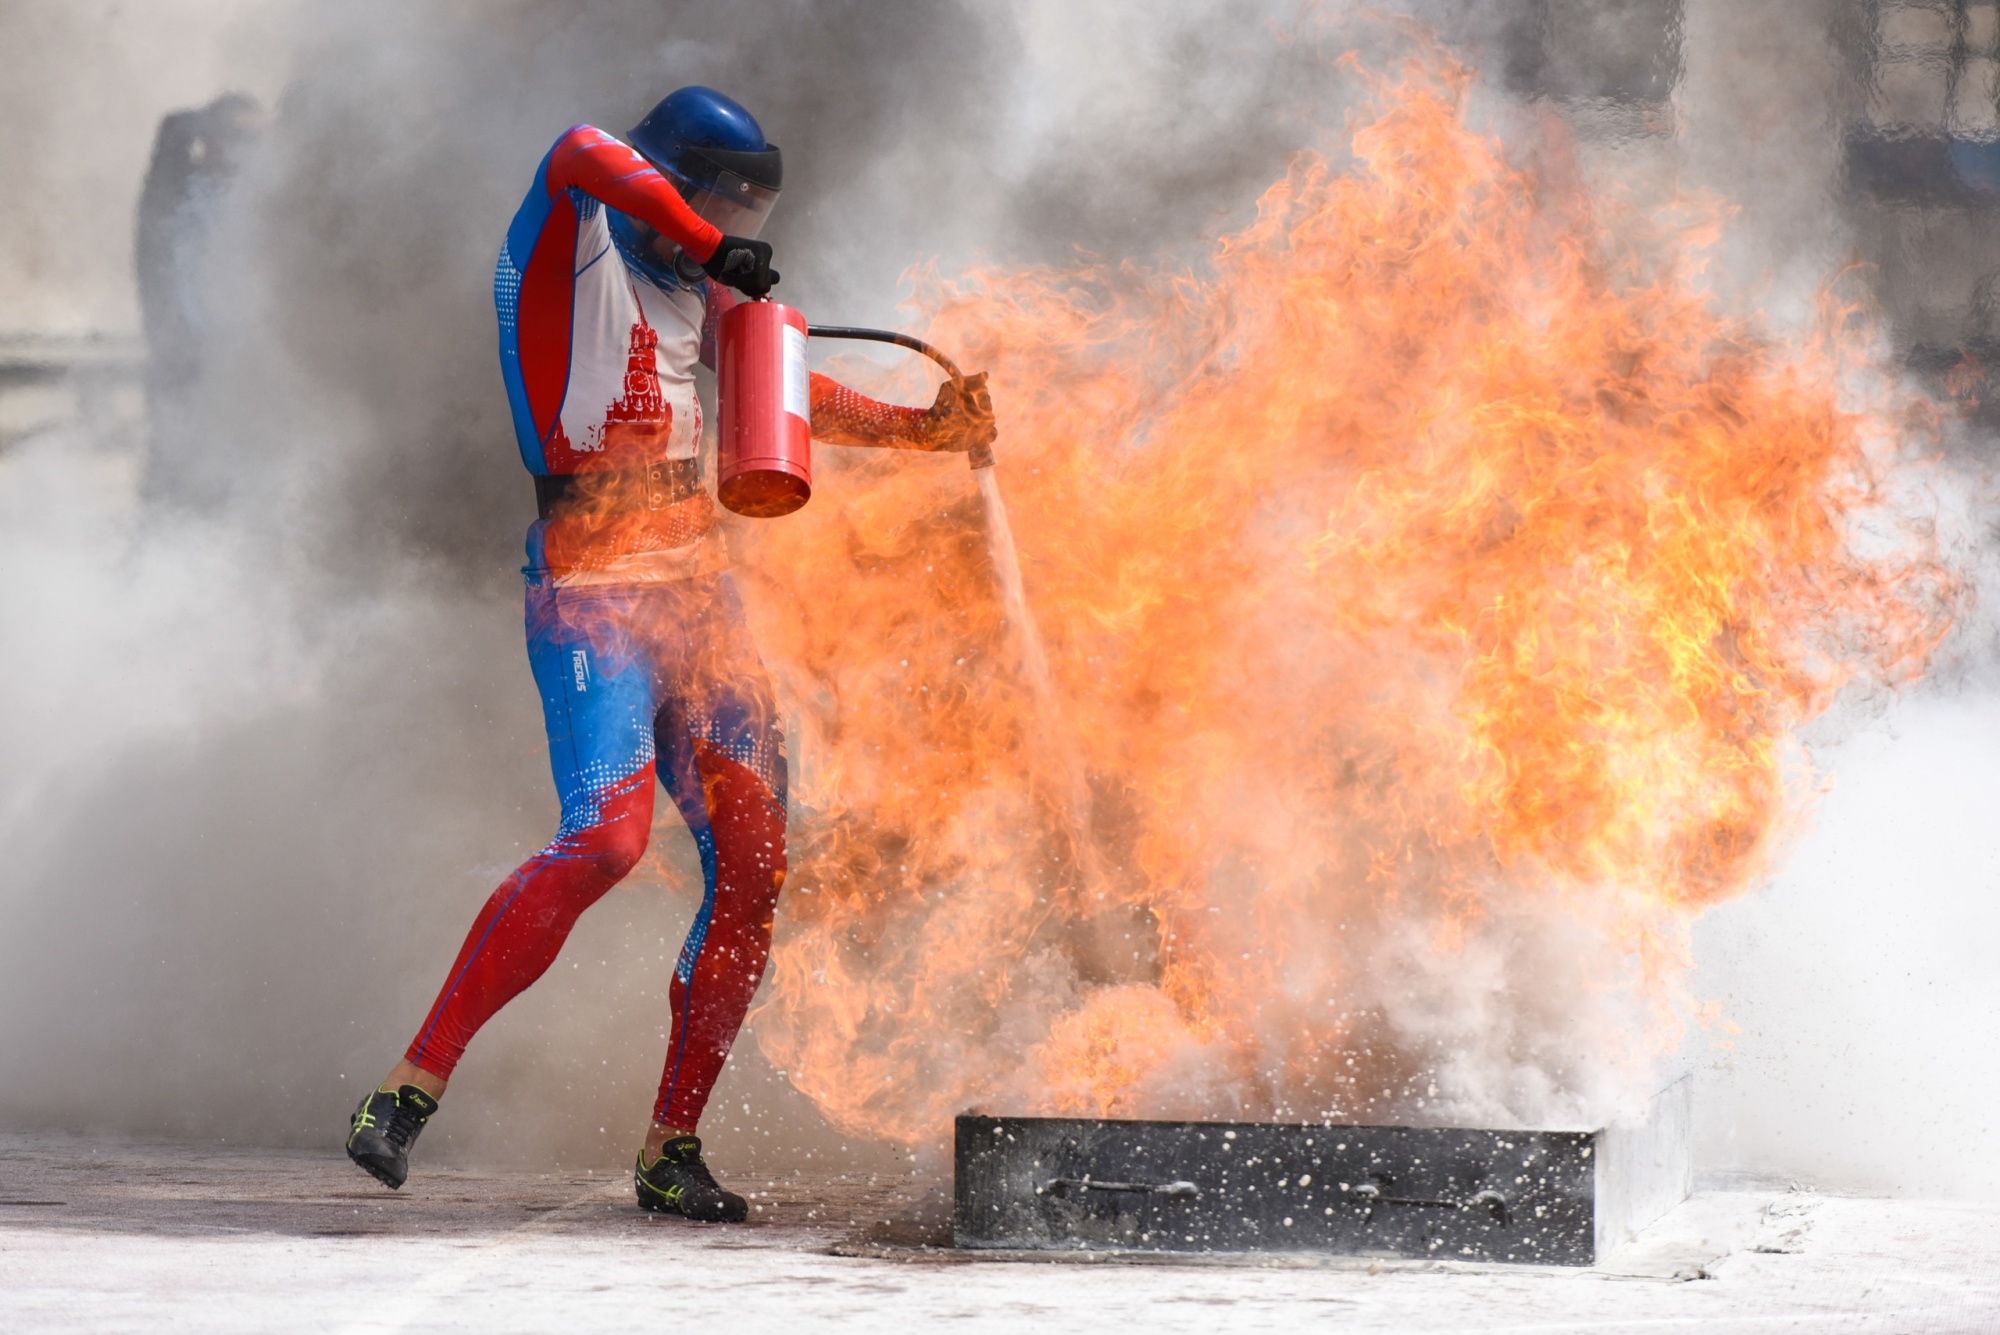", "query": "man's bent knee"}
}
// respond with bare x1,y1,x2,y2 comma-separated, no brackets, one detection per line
590,819,650,882
556,815,649,885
